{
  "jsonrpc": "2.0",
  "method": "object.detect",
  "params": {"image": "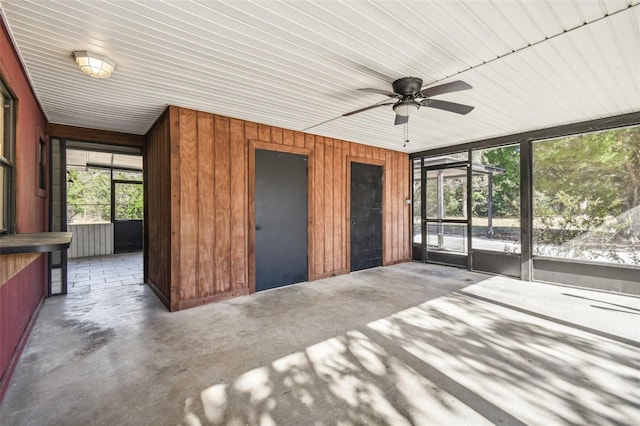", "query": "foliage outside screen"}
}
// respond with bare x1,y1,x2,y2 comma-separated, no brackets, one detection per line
414,125,639,264
67,169,143,224
533,126,640,265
